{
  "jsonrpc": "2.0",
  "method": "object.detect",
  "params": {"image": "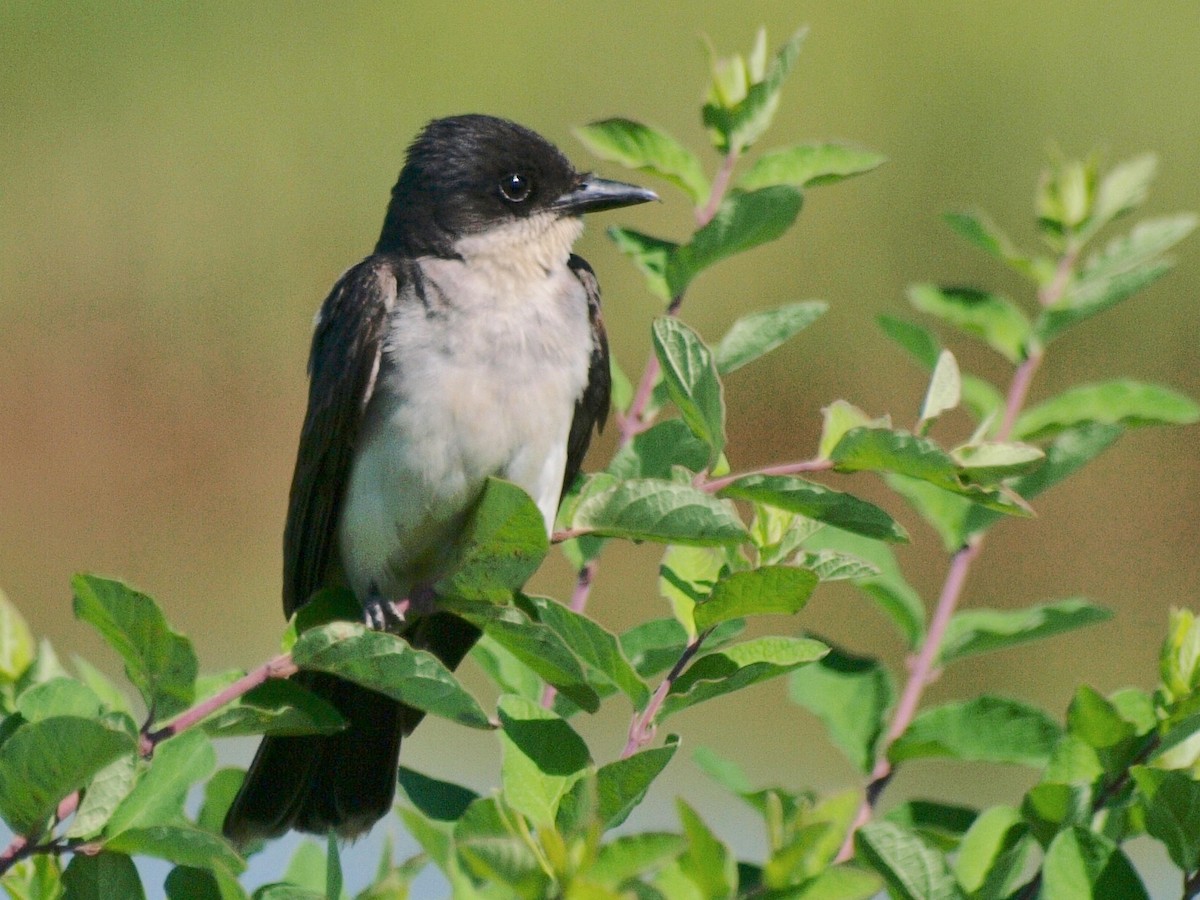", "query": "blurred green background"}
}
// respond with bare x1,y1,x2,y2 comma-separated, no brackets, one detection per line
2,2,1199,892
